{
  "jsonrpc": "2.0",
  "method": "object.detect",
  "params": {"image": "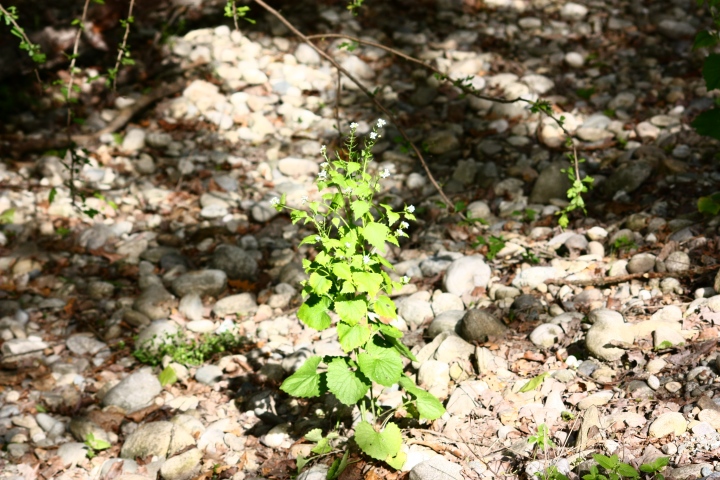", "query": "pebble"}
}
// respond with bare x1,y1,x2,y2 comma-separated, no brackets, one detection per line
442,255,491,296
649,412,687,438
